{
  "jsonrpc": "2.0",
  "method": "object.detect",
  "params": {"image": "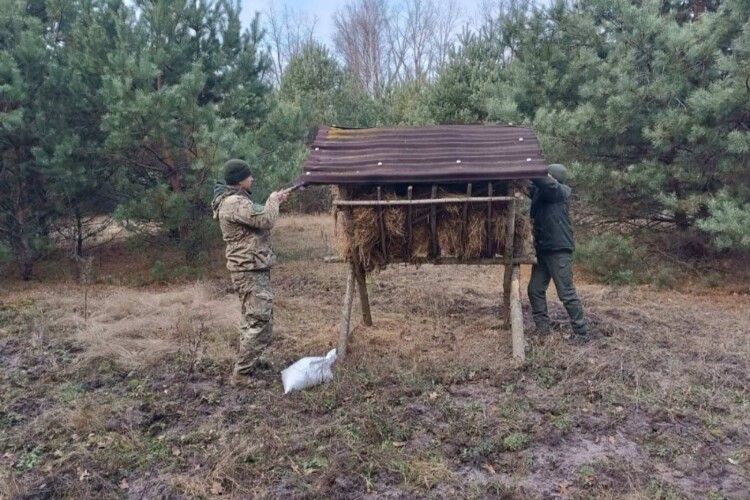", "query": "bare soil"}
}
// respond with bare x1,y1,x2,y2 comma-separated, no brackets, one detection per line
1,215,748,499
